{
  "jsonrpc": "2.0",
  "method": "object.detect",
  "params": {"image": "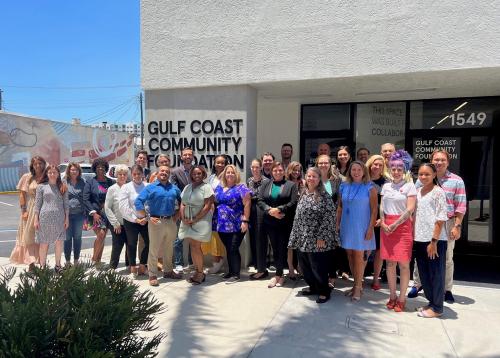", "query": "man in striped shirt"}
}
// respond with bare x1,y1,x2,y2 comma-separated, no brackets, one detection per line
409,149,467,303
